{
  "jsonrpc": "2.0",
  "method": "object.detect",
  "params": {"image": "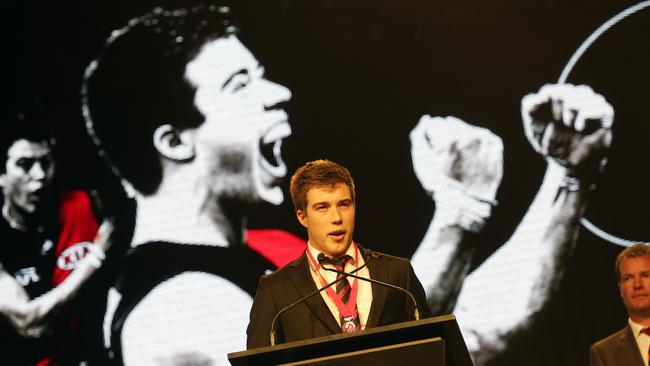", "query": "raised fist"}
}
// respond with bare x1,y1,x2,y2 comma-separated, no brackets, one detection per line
521,83,613,177
410,115,503,231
